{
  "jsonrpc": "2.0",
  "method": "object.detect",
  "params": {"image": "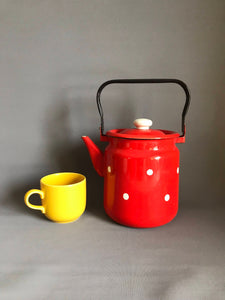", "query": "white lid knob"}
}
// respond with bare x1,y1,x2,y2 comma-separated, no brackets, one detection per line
133,118,153,130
